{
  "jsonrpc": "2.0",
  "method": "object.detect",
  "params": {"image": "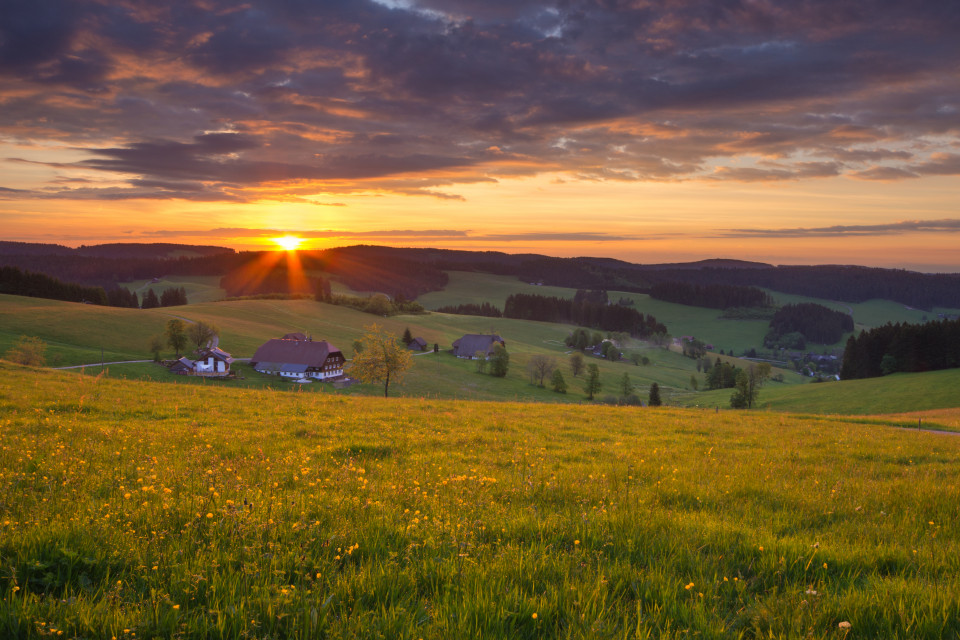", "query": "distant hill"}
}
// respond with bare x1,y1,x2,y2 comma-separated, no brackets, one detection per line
75,243,233,259
1,242,959,310
0,241,233,259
